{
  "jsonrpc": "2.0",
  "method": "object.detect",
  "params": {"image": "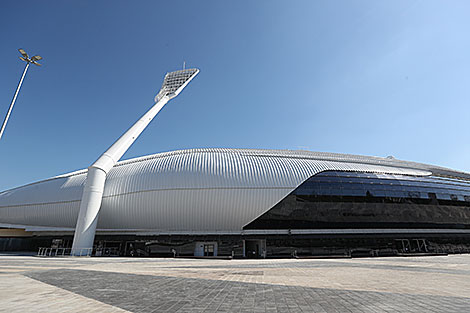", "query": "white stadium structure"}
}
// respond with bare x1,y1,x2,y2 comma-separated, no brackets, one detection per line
1,148,470,257
1,67,469,257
